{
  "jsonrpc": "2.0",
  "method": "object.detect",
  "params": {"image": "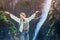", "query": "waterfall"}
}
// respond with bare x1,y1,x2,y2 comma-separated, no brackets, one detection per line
33,0,52,40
